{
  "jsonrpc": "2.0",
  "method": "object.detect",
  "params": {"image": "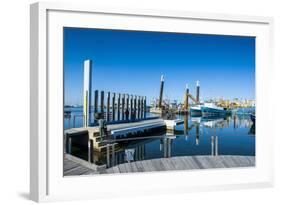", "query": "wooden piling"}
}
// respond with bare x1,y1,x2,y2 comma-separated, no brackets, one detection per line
130,95,133,120
106,143,110,168
163,138,167,158
141,96,145,119
143,96,146,119
121,94,125,120
100,91,104,117
158,75,164,108
88,139,93,163
68,136,72,154
126,94,129,120
134,95,137,120
138,96,140,119
83,60,92,127
117,93,120,121
184,84,189,110
126,94,129,111
111,144,115,166
83,90,89,127
112,93,116,121
94,90,98,115
196,80,200,103
139,96,142,119
106,92,110,121
142,144,145,159
143,96,145,119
